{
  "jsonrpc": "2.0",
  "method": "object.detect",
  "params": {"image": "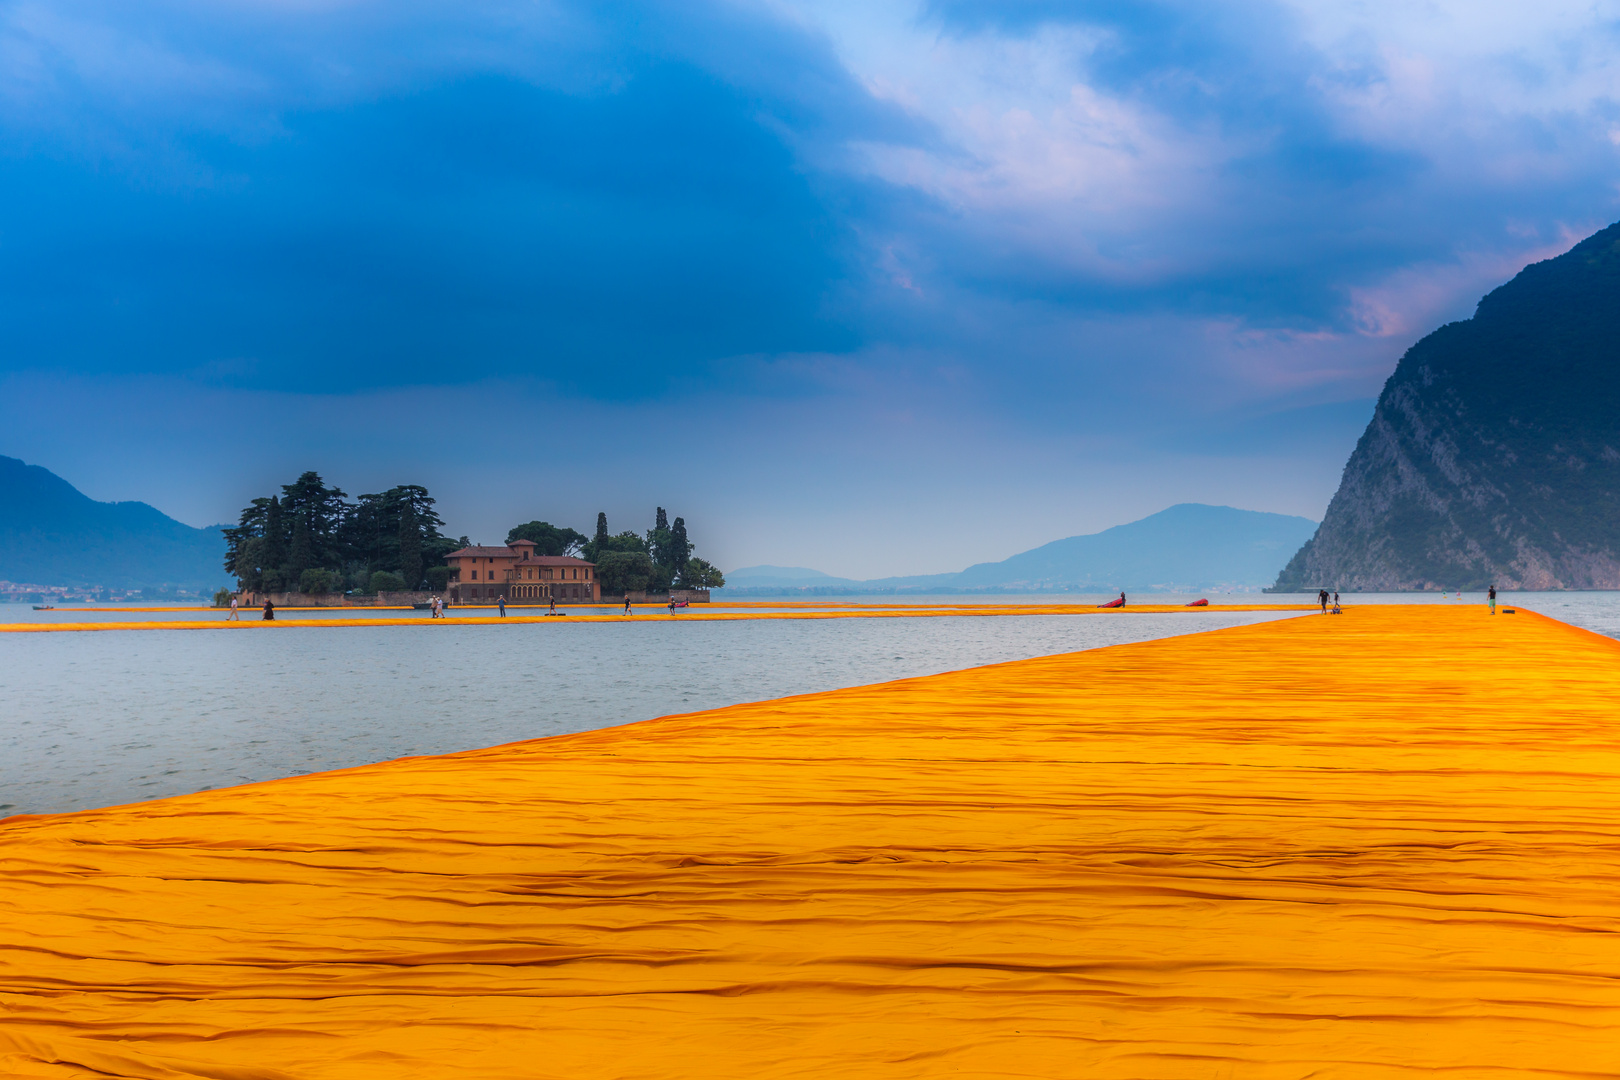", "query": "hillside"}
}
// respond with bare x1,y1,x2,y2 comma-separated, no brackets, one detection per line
724,504,1318,594
945,504,1318,591
1274,221,1620,591
0,455,228,591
